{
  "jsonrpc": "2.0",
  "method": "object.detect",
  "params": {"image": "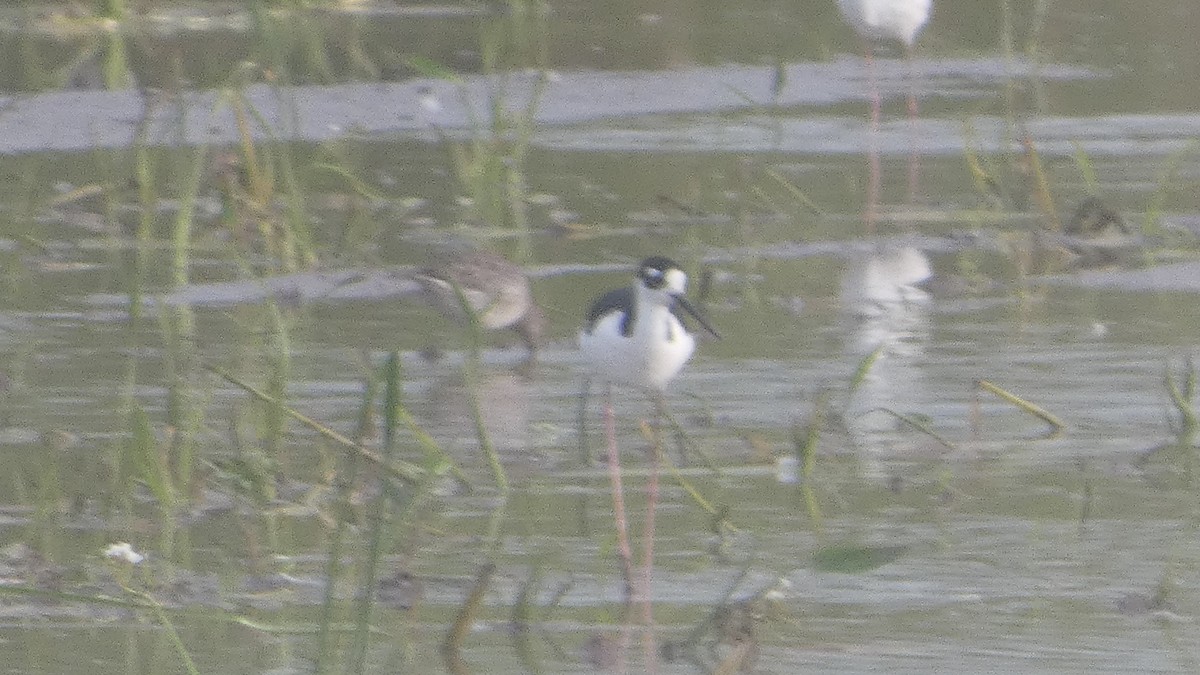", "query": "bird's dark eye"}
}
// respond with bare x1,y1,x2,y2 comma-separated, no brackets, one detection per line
641,266,666,289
